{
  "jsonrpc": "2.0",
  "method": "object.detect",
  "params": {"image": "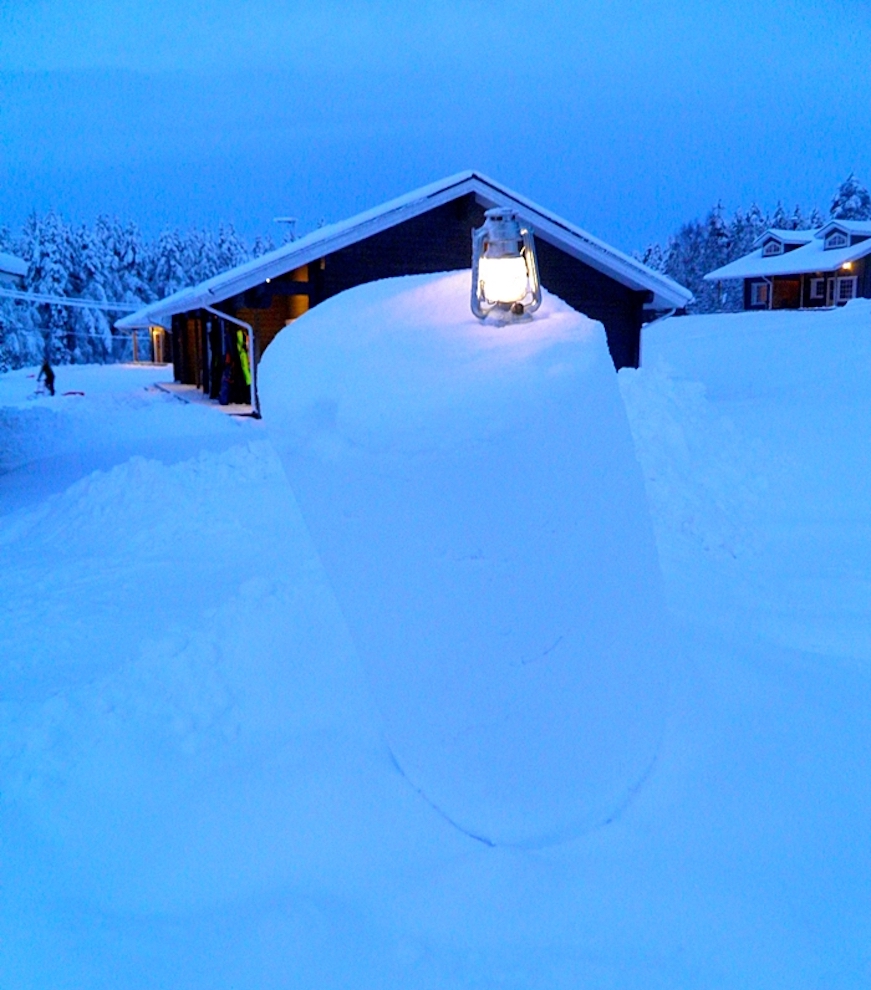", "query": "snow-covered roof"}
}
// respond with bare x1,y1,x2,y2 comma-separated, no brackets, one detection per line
814,219,871,239
0,250,27,281
751,228,816,249
117,171,692,330
705,232,871,281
